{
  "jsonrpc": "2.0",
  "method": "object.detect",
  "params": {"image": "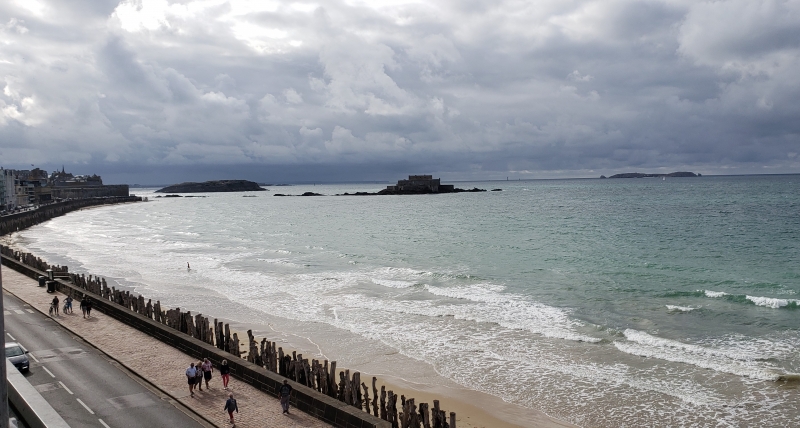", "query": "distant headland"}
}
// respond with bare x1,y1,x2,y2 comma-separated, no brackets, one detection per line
155,180,266,193
600,171,700,179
